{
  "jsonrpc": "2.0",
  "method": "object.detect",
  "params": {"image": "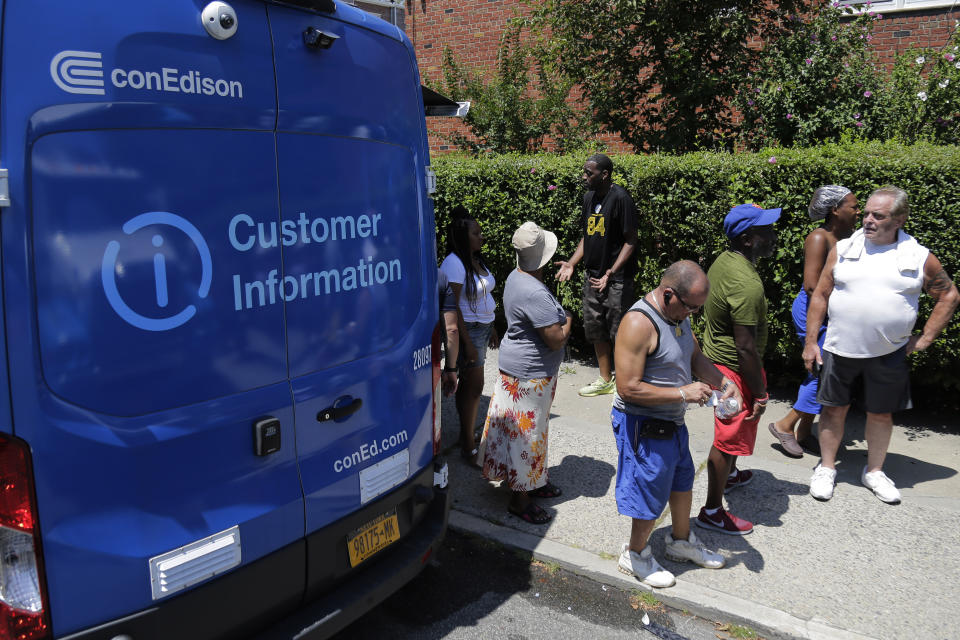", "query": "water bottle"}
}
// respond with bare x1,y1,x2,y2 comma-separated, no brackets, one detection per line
710,391,740,419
